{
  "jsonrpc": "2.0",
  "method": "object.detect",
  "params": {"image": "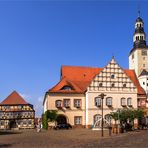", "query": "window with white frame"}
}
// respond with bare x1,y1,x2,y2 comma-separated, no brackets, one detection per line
64,99,70,108
105,114,112,124
74,99,81,108
106,97,112,106
94,114,102,124
55,100,62,108
121,98,126,106
127,98,132,106
74,116,82,125
95,97,101,107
